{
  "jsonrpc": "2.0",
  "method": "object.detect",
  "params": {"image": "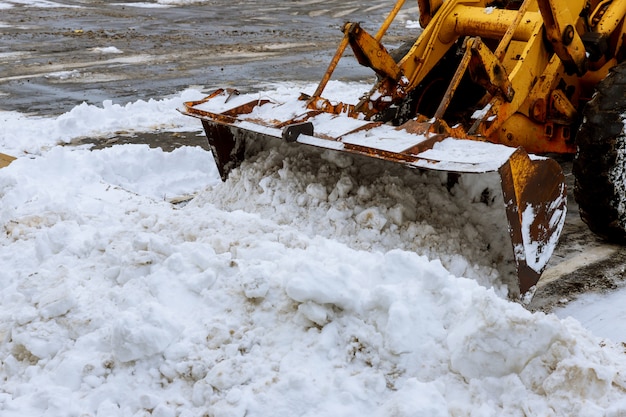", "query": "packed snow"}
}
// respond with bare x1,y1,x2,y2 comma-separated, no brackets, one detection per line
2,80,626,416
